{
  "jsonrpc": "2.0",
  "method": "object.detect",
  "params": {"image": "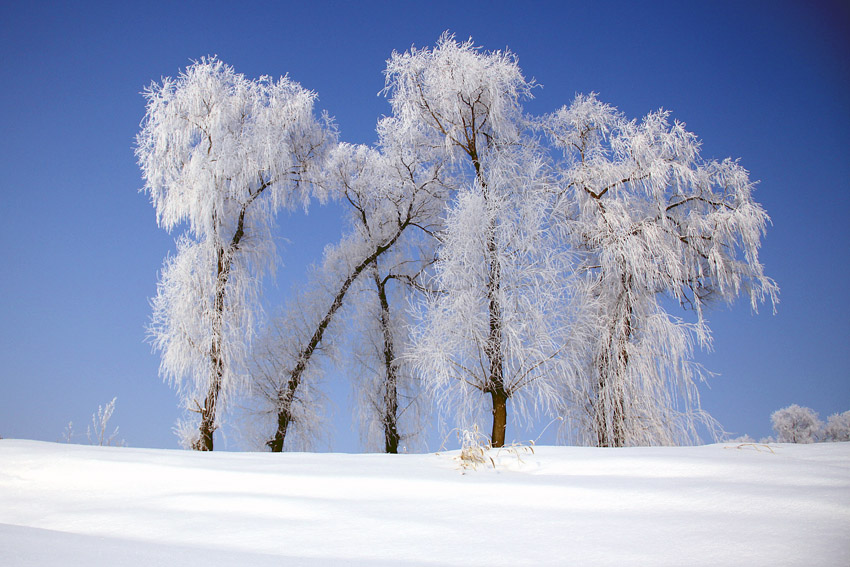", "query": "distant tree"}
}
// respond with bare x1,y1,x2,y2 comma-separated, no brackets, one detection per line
771,404,822,443
542,94,778,447
391,34,570,448
136,57,331,450
61,422,75,443
87,397,124,447
822,410,850,442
